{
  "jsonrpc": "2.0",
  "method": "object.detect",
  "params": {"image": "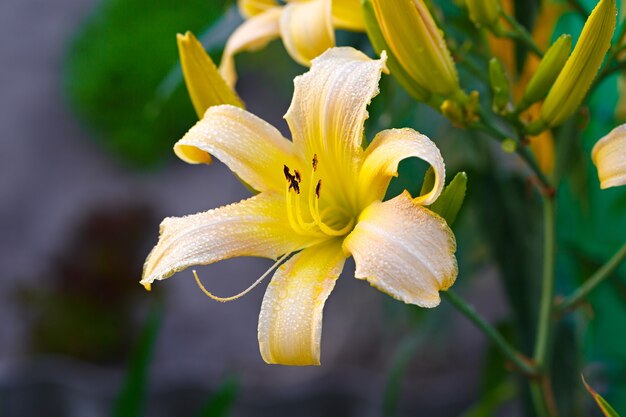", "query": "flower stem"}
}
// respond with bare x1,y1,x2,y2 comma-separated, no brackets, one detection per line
556,243,626,314
530,196,558,417
442,290,537,376
500,13,544,58
472,118,552,193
